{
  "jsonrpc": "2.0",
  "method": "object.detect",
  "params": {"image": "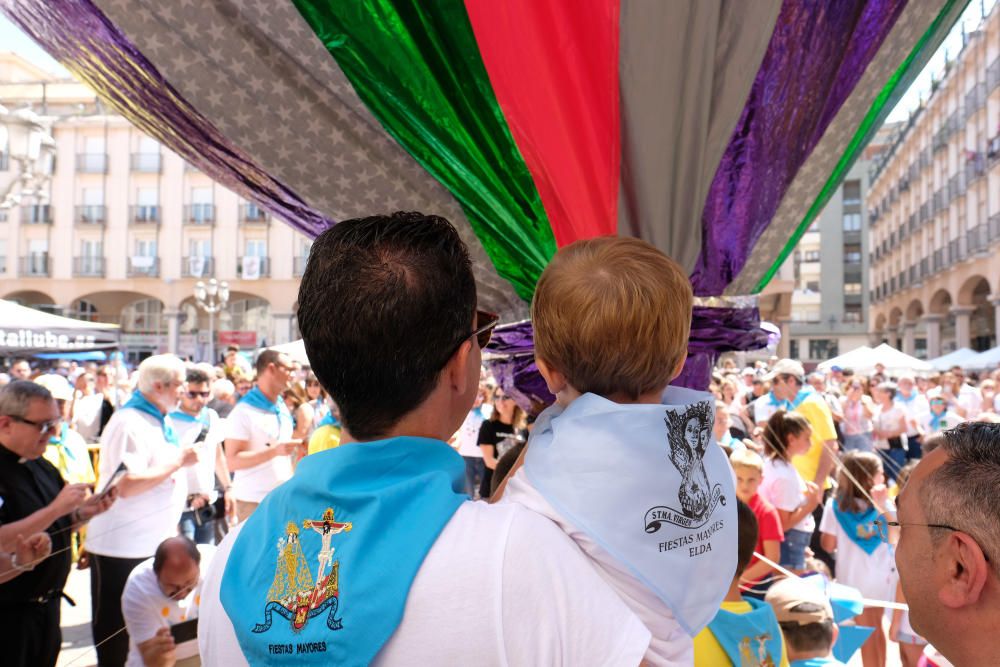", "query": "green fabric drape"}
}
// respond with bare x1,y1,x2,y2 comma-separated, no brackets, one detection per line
294,0,556,301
